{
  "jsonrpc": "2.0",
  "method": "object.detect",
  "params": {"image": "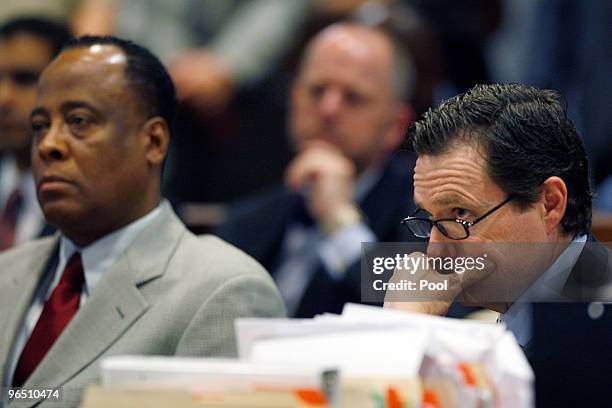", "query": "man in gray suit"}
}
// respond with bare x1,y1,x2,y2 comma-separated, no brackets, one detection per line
0,36,285,407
